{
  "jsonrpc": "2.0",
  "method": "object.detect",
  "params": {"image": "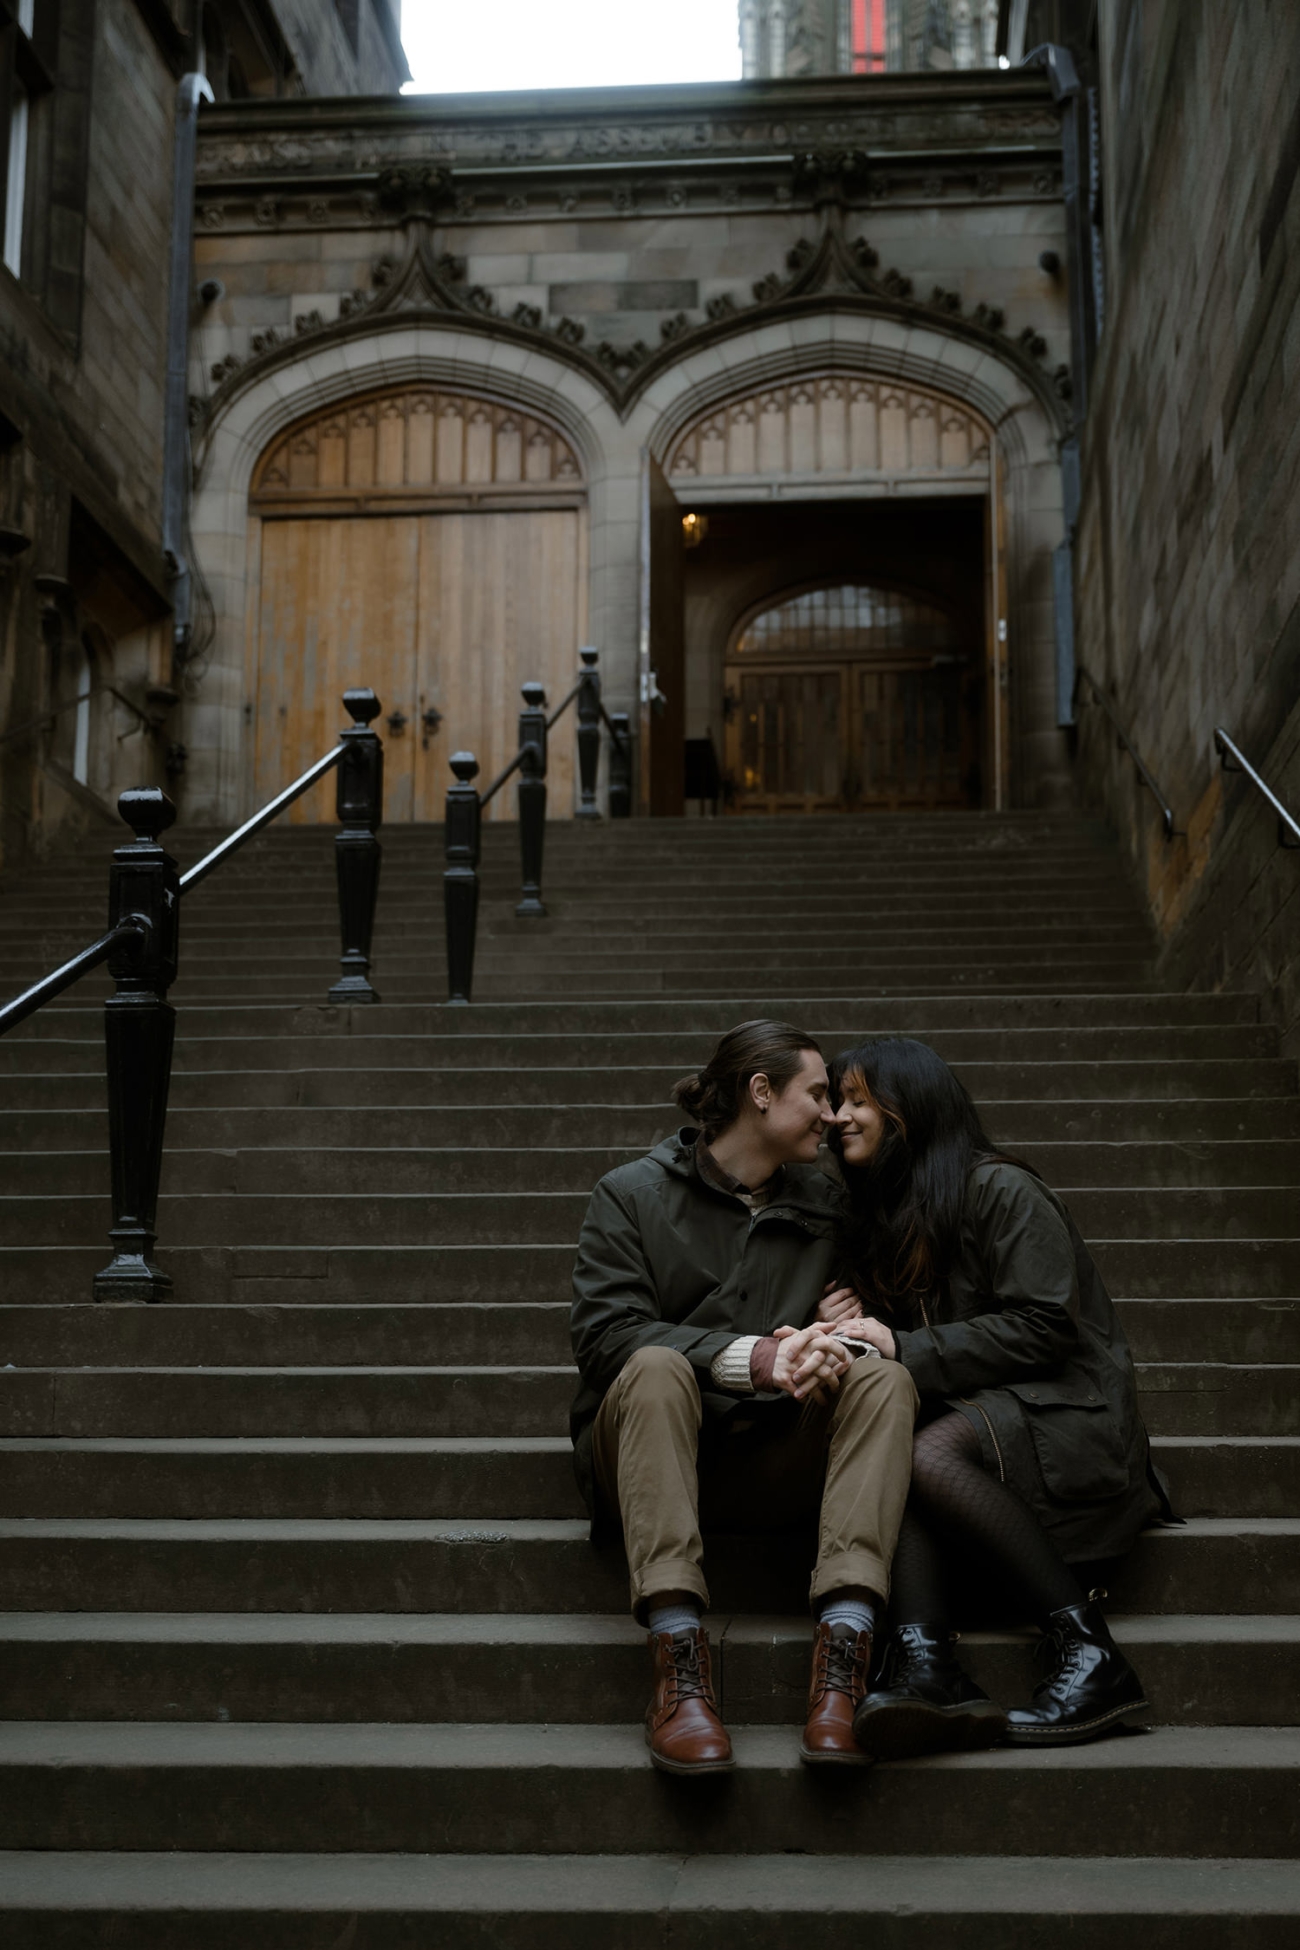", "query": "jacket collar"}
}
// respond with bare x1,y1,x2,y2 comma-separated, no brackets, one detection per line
694,1133,784,1204
651,1127,843,1222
